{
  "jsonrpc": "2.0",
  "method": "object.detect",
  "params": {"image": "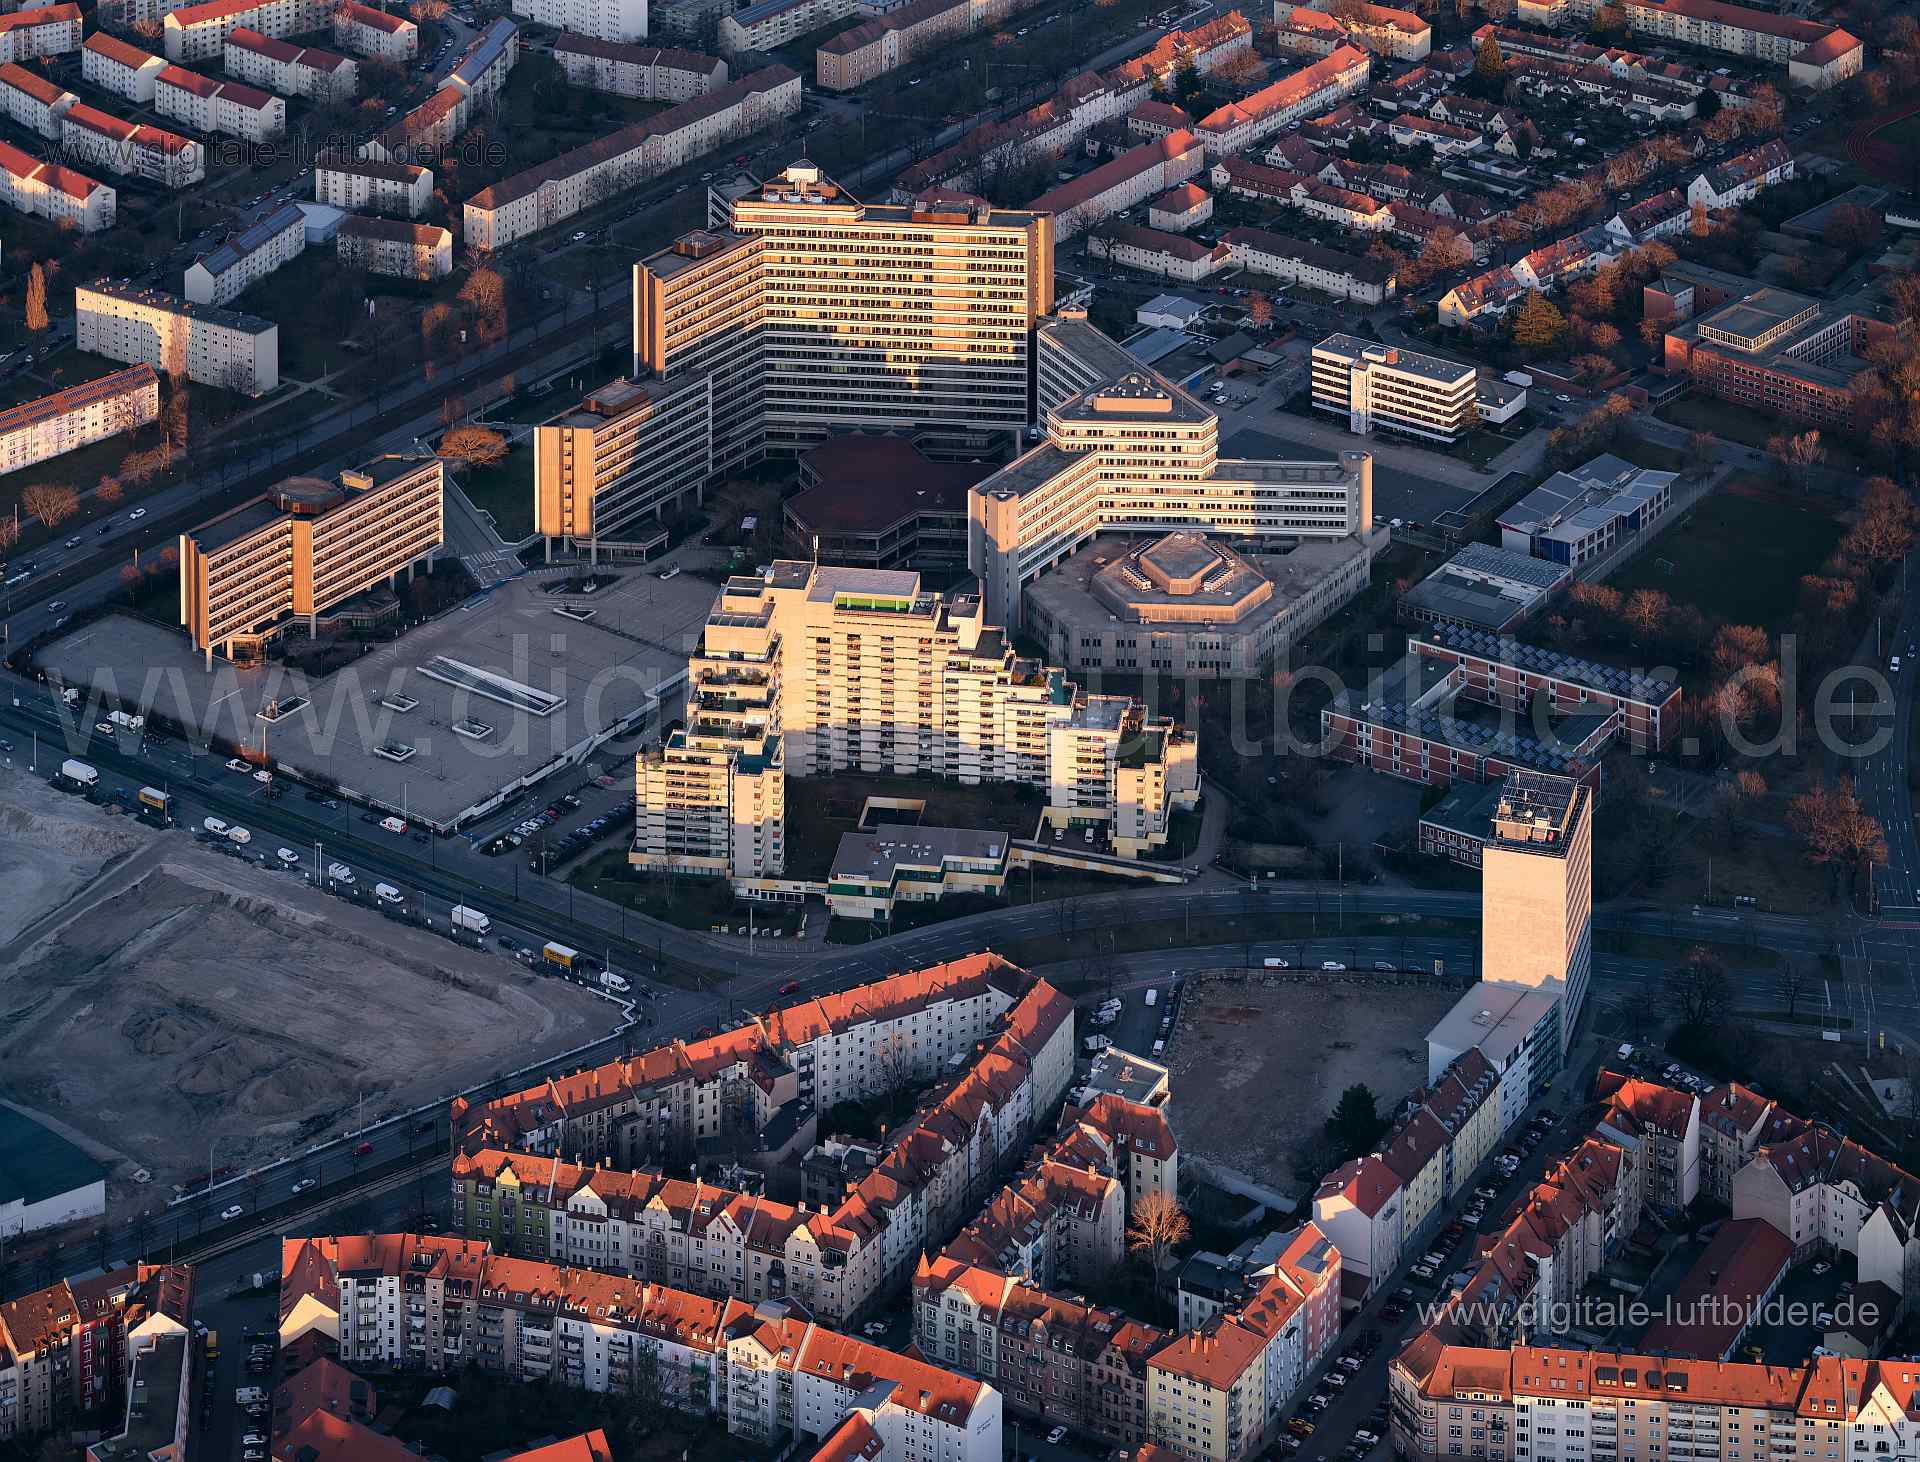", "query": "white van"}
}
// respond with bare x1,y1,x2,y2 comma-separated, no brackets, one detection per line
1263,957,1290,969
1144,988,1158,1007
374,883,403,905
203,816,229,836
